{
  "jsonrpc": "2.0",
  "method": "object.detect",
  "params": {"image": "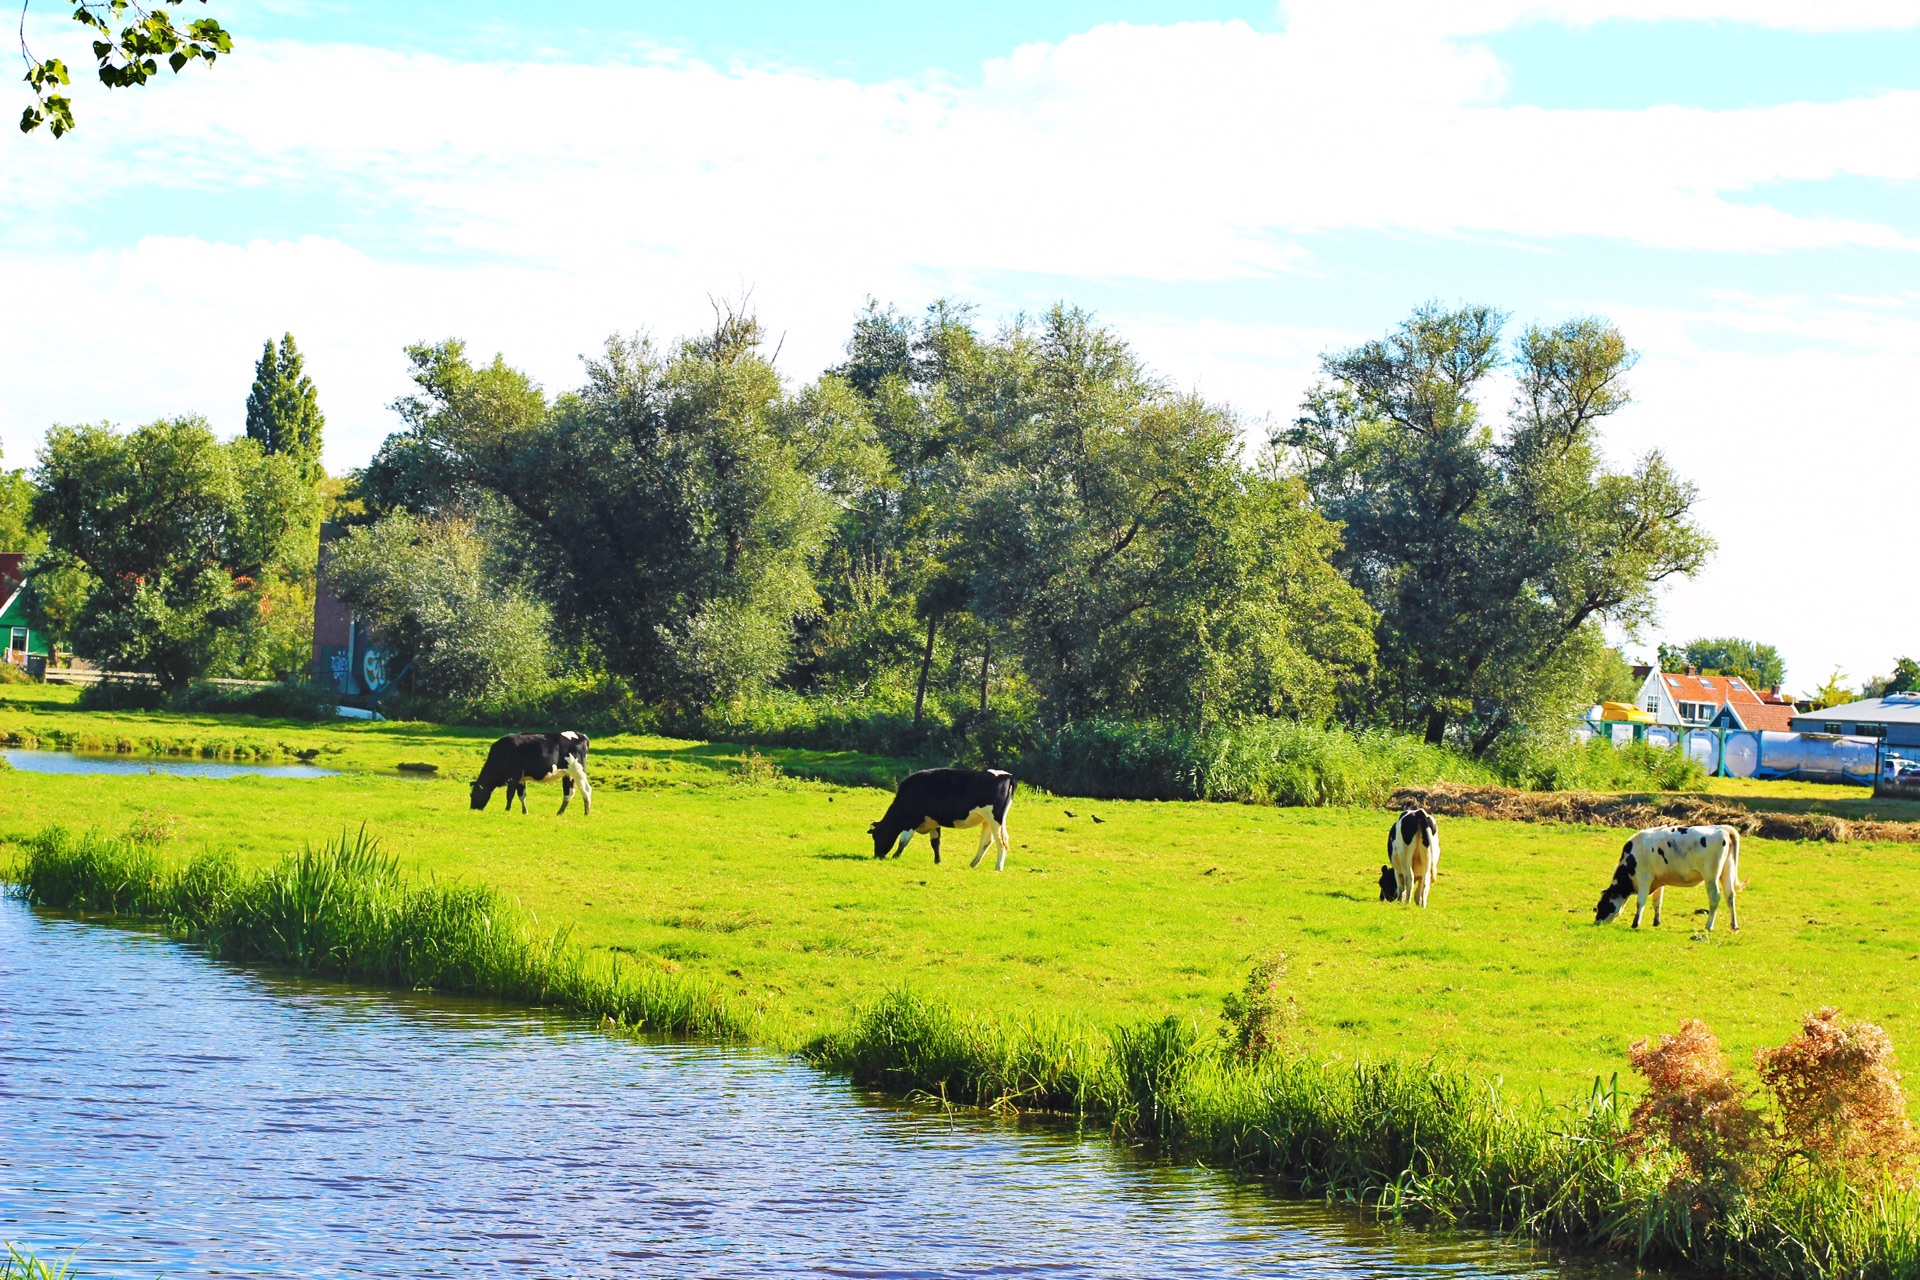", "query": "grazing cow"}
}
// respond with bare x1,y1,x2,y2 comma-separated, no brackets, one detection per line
869,768,1016,870
470,731,592,815
1594,825,1741,932
1386,807,1441,906
1377,864,1398,902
